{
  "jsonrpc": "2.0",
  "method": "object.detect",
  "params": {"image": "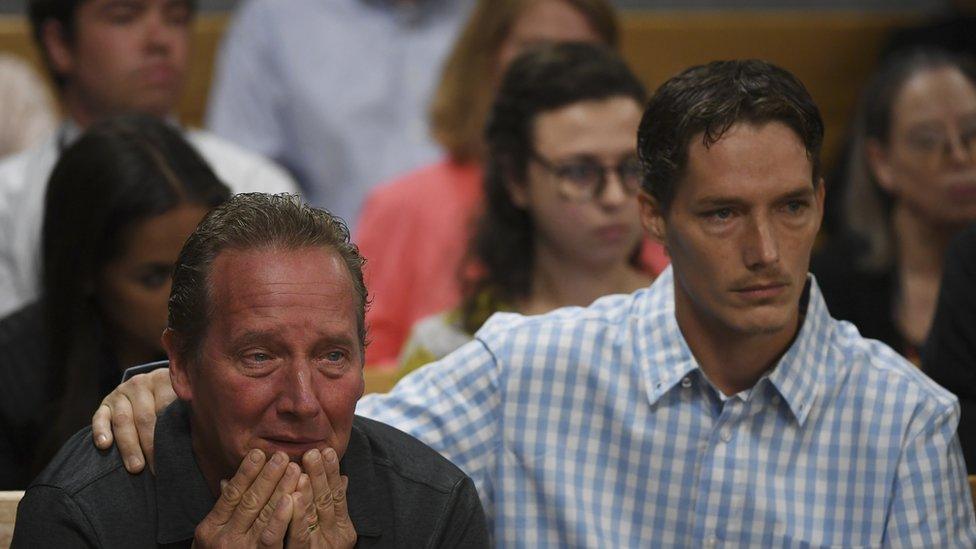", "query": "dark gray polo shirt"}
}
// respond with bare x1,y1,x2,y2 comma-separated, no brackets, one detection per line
12,401,488,547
